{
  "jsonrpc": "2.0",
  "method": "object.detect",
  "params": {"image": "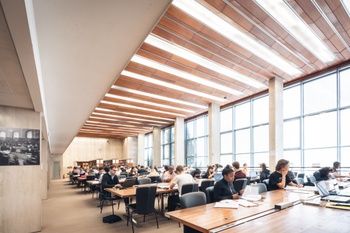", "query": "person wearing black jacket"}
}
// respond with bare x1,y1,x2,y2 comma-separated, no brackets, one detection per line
101,165,121,197
213,165,244,202
313,167,331,181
